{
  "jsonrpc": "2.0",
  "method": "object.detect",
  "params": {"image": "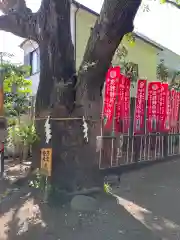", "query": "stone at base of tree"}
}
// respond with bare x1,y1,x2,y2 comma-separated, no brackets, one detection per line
71,195,98,212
